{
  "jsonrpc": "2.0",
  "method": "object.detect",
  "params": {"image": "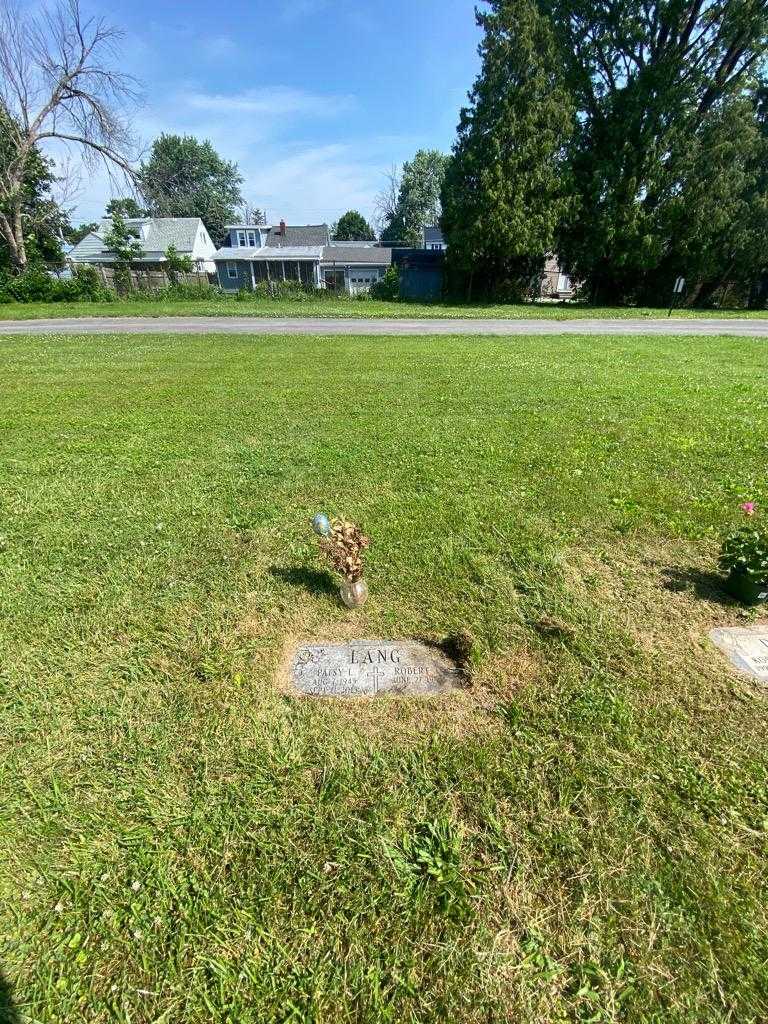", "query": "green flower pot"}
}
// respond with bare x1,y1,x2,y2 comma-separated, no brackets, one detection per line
725,569,768,605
